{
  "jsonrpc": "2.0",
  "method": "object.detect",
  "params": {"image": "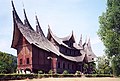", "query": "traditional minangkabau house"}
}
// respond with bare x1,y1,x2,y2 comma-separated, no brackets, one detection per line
11,1,96,74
